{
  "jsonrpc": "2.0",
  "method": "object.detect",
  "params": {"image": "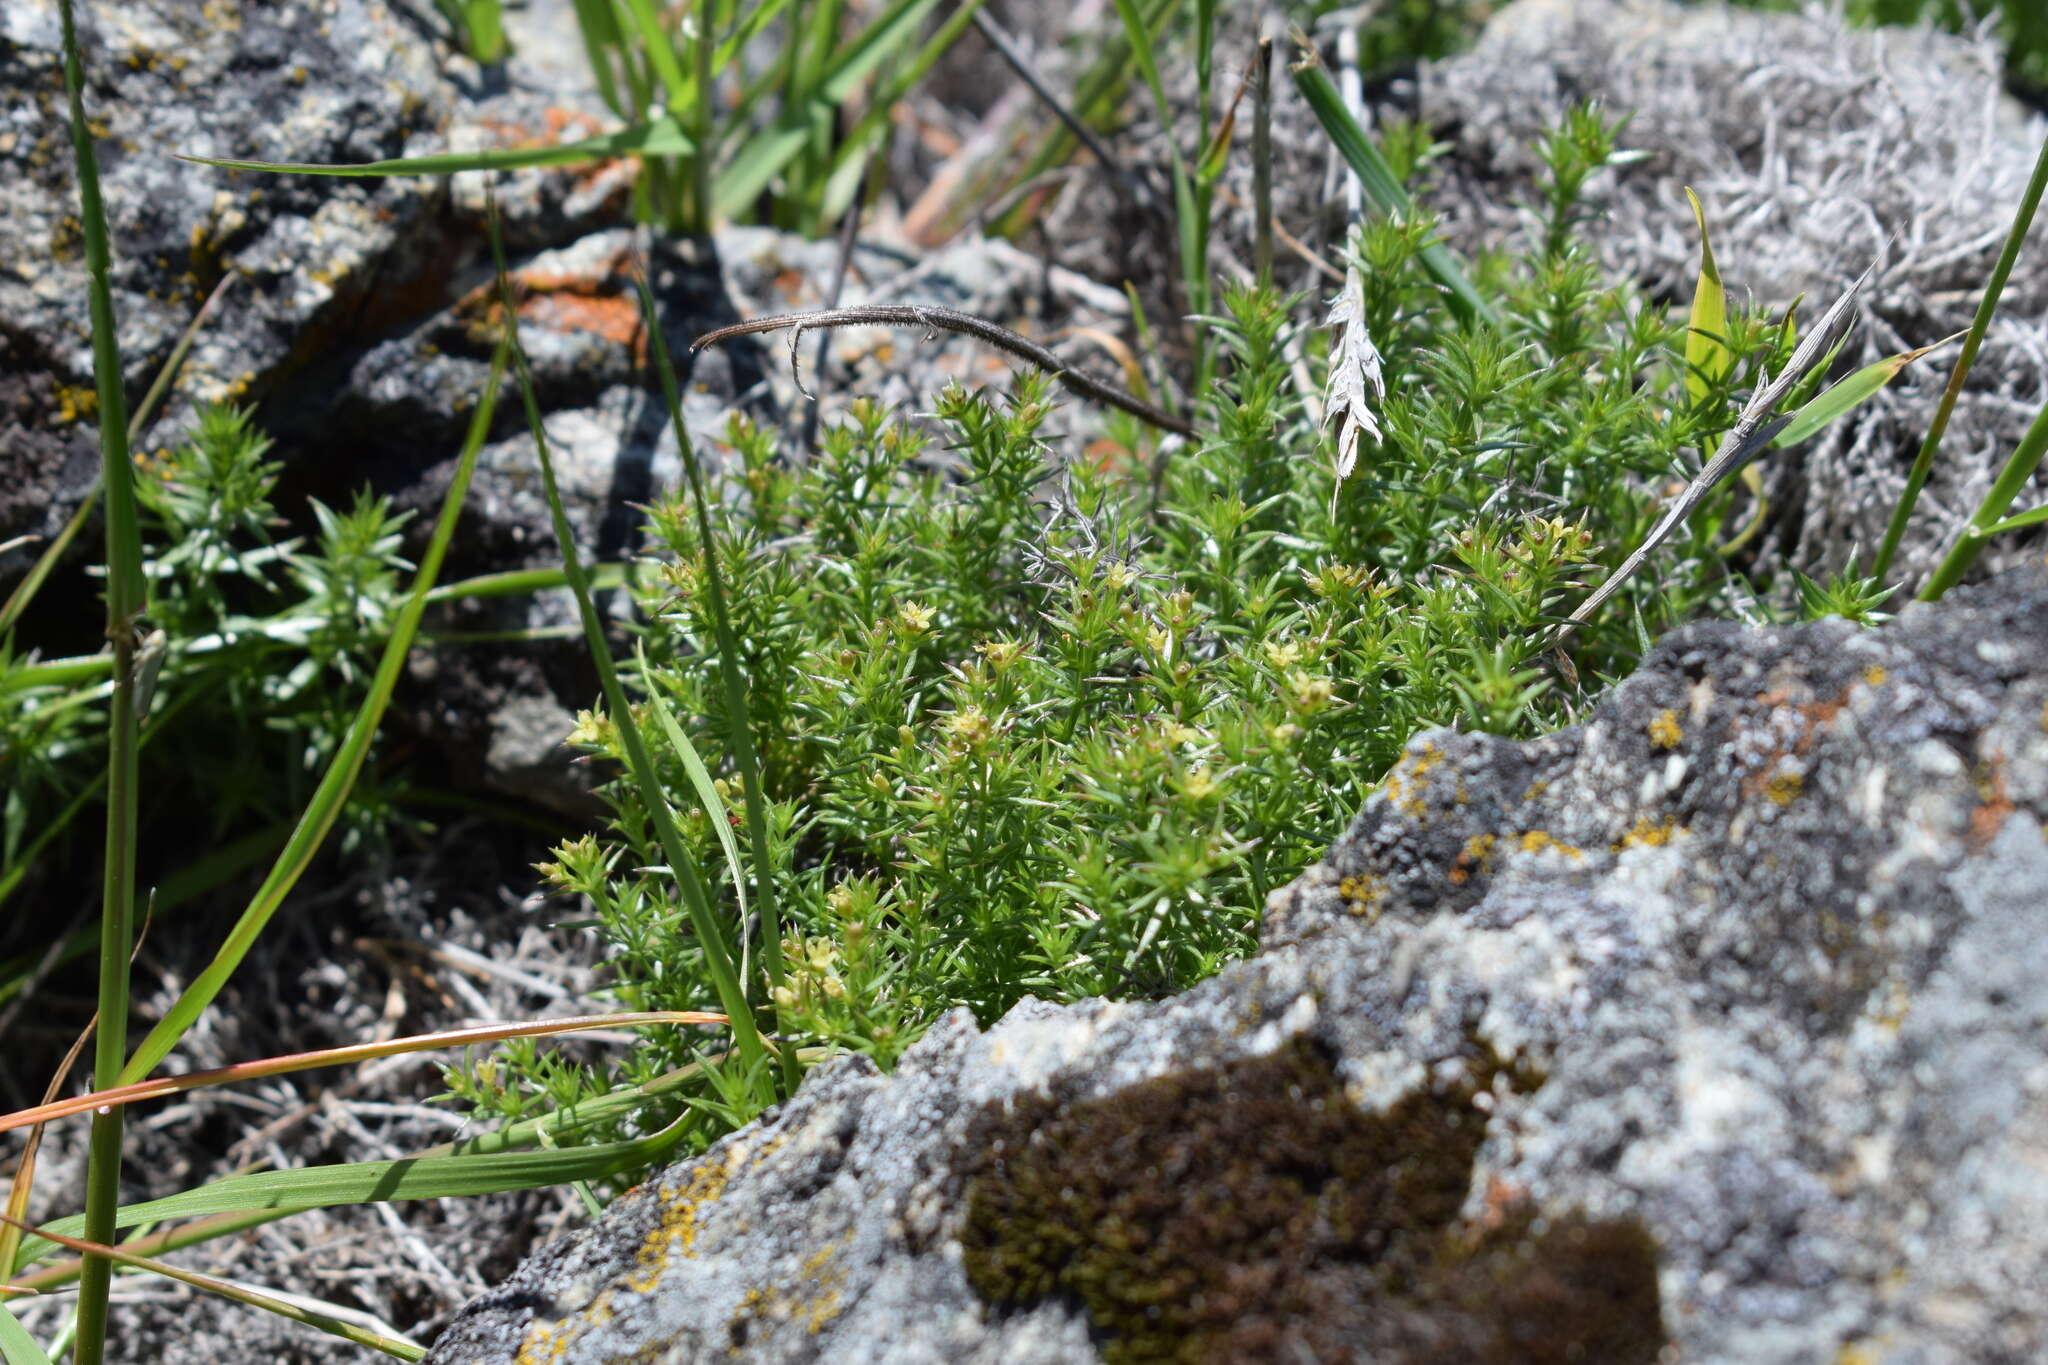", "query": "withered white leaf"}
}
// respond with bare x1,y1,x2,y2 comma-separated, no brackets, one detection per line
1324,264,1384,487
